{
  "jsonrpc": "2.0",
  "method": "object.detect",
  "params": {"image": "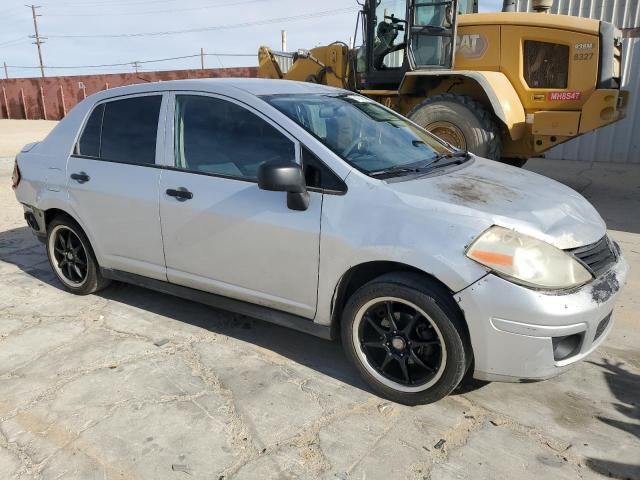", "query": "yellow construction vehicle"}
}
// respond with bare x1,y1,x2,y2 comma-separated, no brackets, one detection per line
258,0,628,165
